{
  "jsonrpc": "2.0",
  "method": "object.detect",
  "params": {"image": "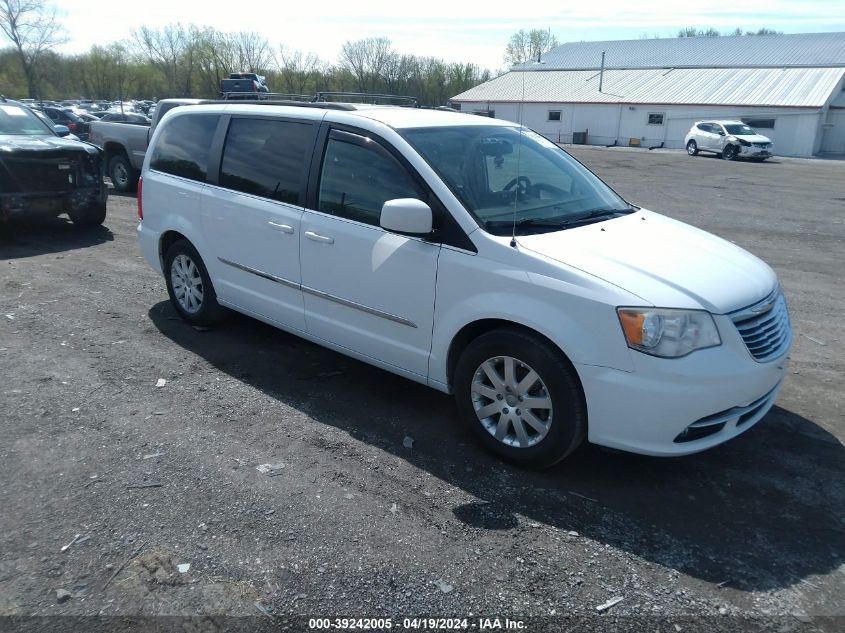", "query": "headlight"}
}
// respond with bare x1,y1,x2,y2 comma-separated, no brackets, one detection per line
617,308,721,358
